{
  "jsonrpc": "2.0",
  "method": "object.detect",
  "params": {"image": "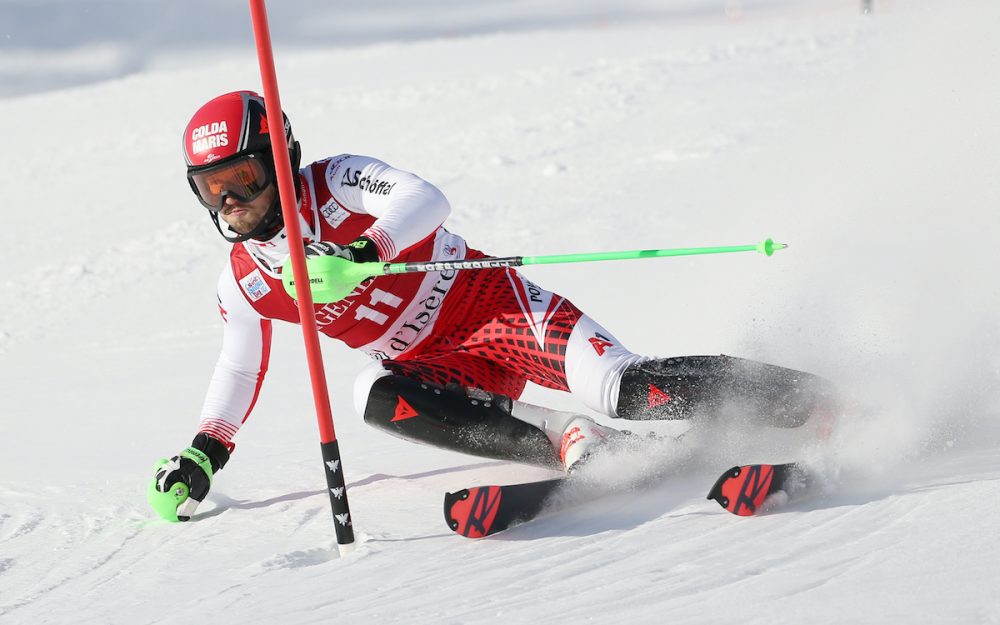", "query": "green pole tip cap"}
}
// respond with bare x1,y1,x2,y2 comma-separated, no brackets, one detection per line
757,238,787,256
